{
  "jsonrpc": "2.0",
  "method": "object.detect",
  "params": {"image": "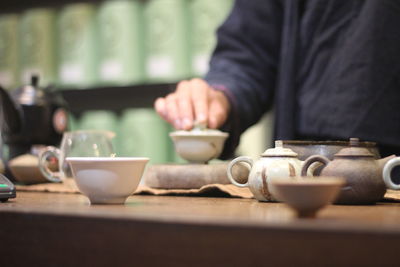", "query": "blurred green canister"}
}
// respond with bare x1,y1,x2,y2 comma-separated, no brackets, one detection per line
67,112,79,131
189,0,233,76
0,14,19,90
19,8,56,87
118,108,169,164
97,0,145,85
57,3,97,88
144,0,191,82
